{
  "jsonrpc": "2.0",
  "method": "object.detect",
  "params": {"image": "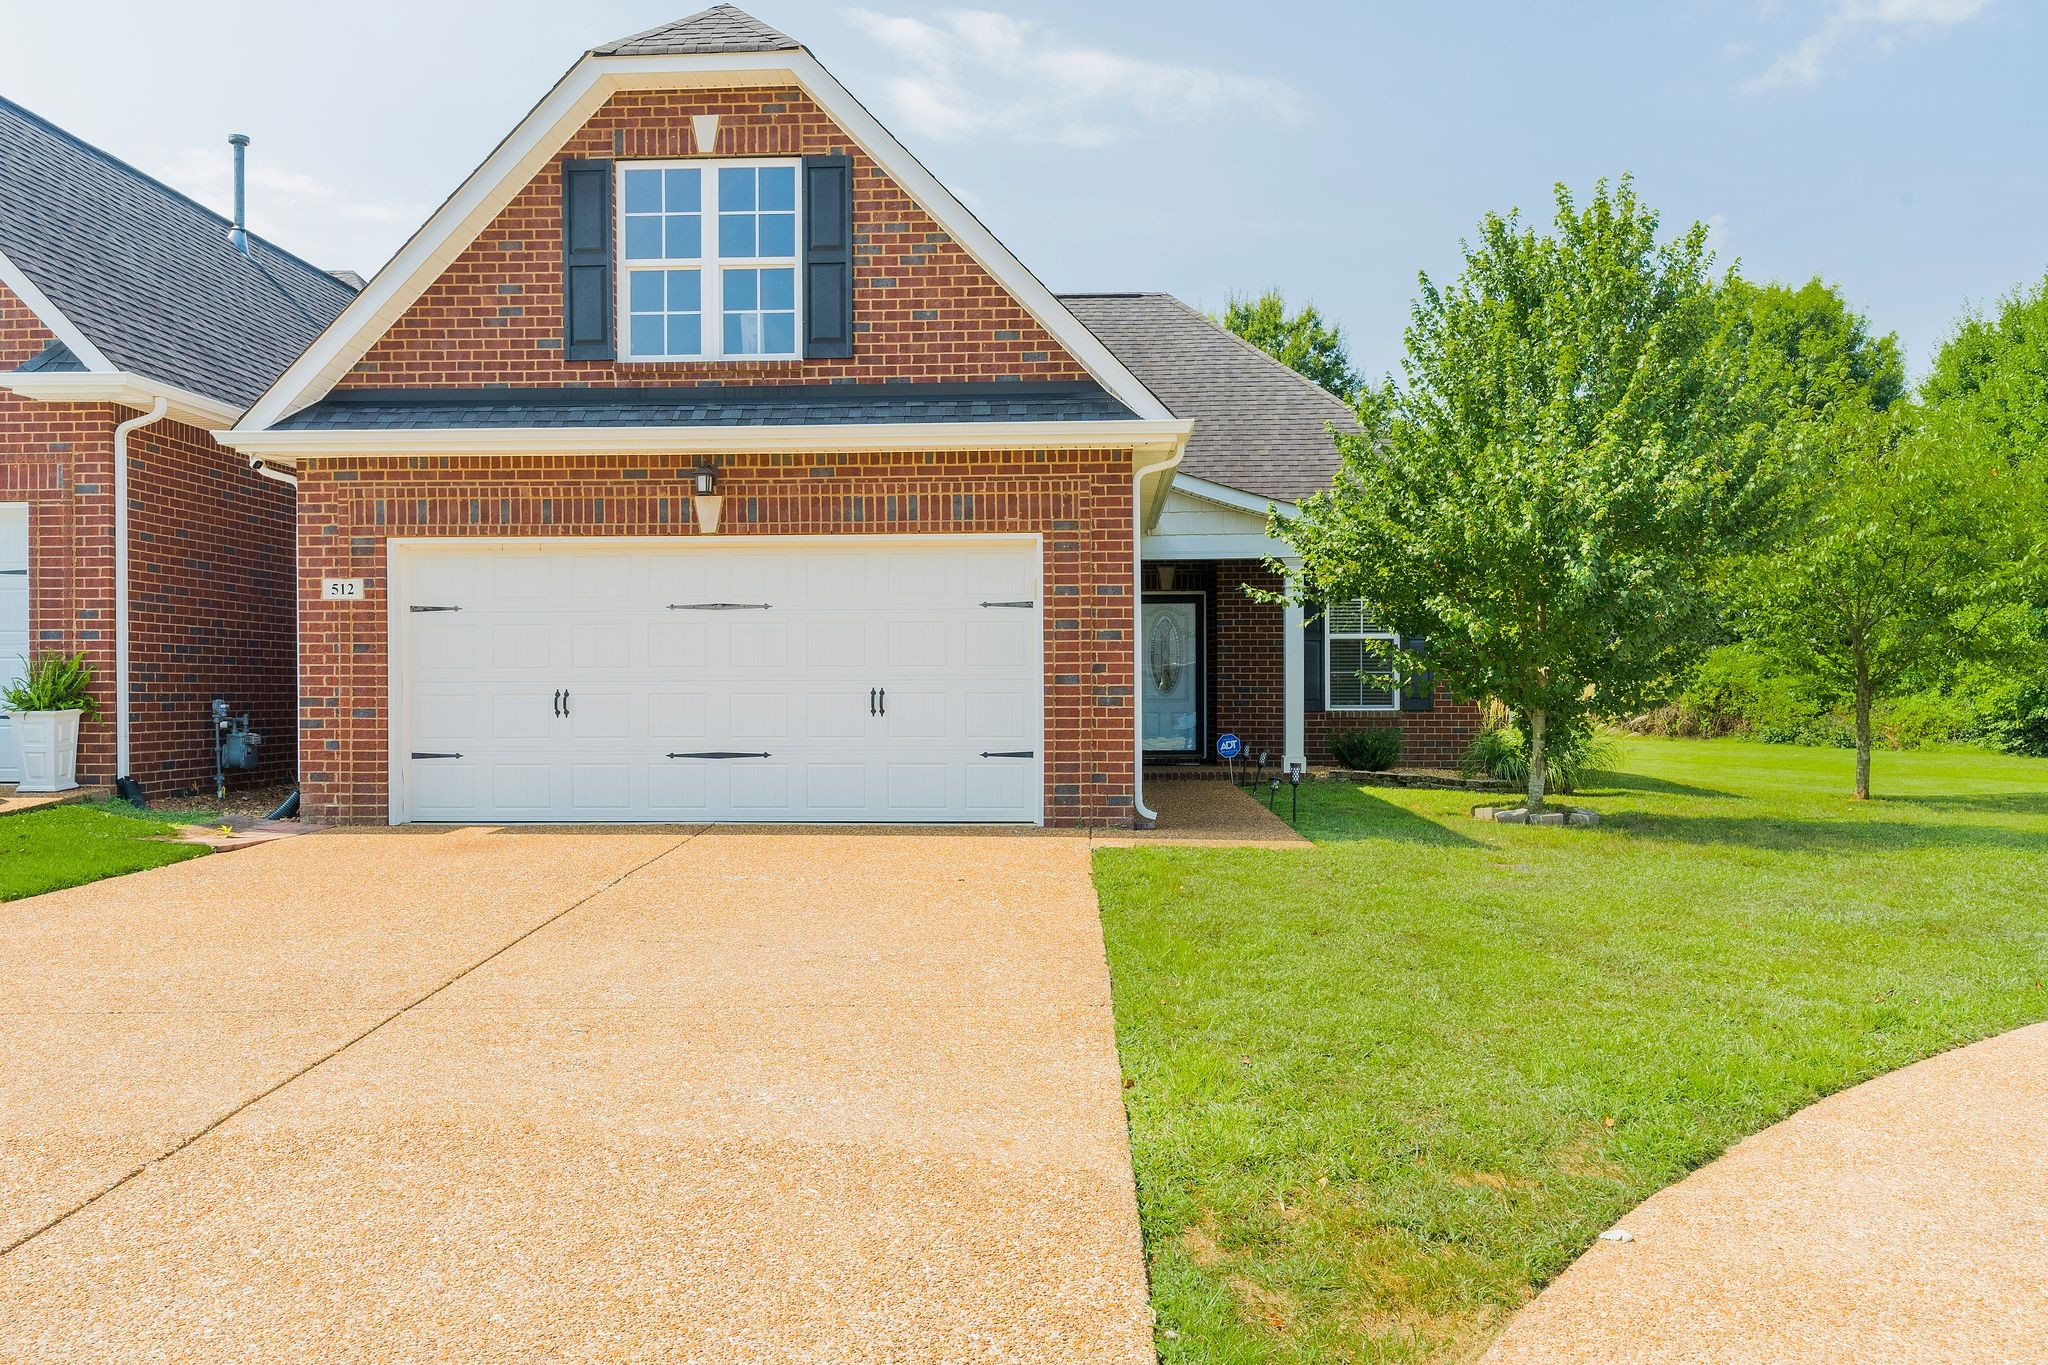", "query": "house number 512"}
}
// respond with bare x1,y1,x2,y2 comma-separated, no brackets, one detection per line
322,578,365,601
